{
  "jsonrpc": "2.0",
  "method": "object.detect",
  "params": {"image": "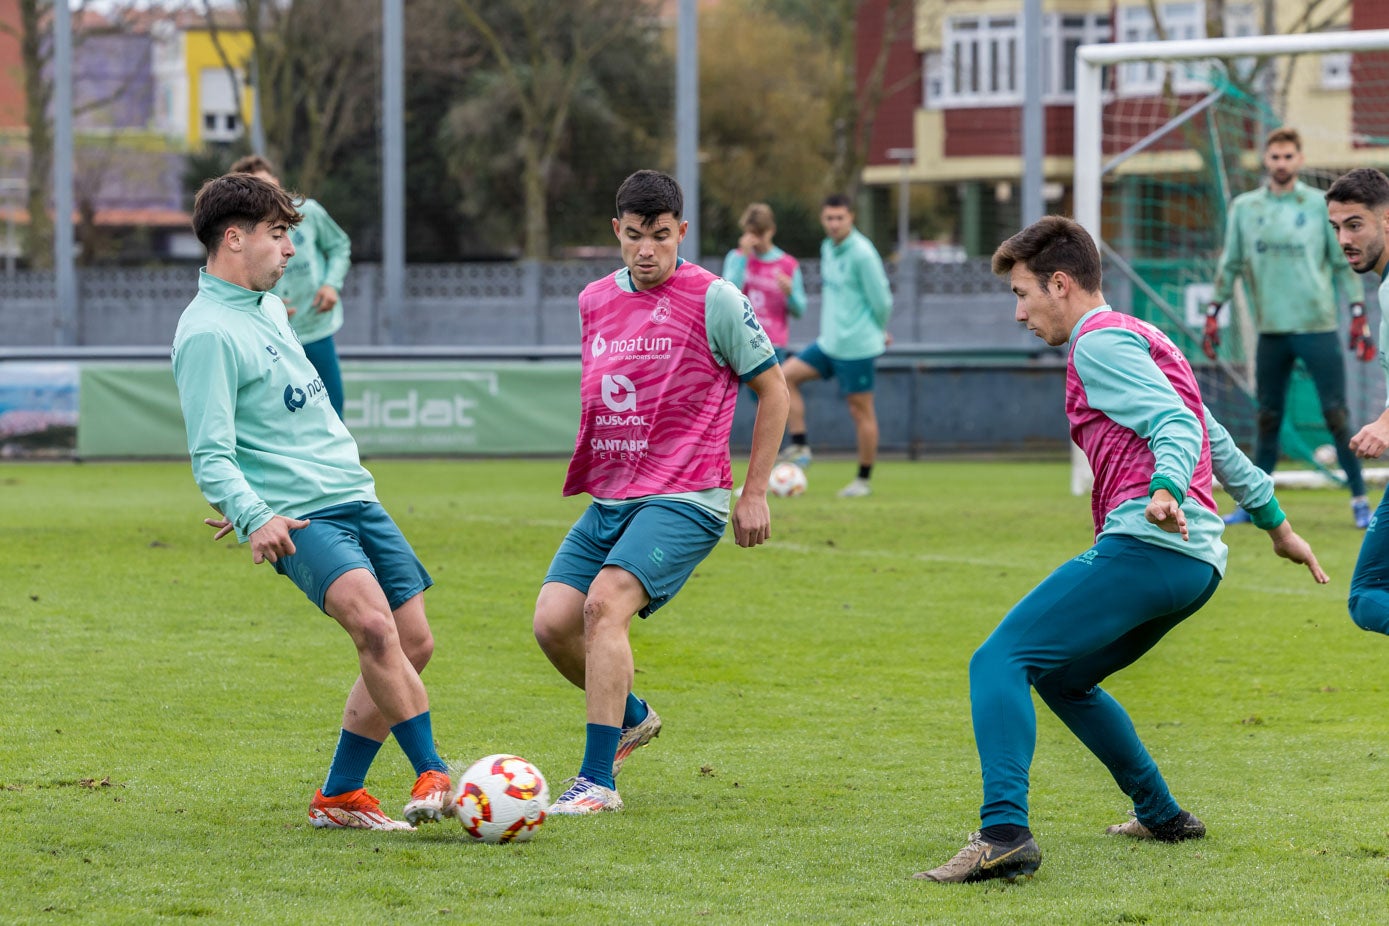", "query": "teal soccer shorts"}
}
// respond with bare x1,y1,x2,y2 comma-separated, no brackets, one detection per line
797,341,876,396
544,498,724,617
273,501,432,612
